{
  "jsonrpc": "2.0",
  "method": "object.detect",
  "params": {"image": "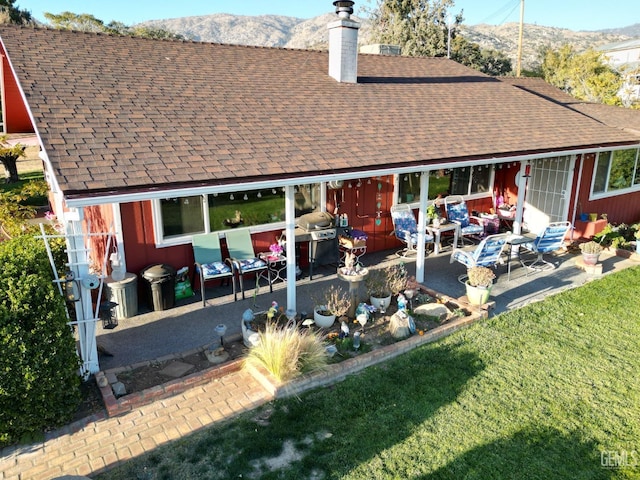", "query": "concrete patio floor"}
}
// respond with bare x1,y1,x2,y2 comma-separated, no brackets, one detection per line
95,245,639,371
